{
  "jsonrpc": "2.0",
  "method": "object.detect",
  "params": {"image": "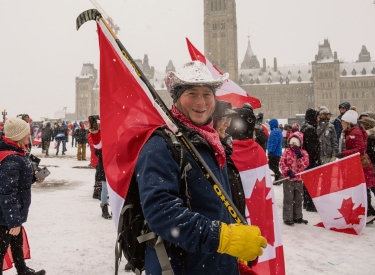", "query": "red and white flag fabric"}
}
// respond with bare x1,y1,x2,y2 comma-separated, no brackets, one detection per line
96,21,177,228
300,153,367,235
186,38,261,109
2,227,30,271
231,139,285,275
